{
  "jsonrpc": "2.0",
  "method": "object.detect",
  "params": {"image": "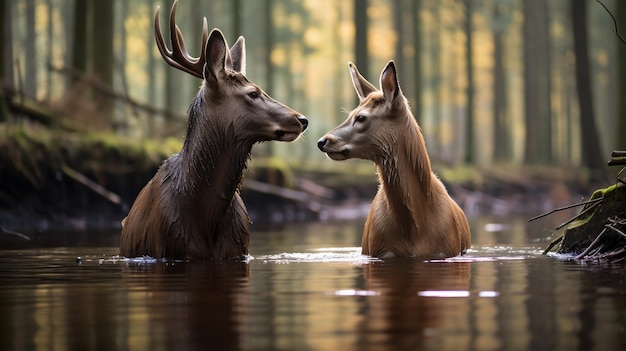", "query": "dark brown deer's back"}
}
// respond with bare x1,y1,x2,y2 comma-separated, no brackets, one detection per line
120,173,250,259
120,171,184,258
